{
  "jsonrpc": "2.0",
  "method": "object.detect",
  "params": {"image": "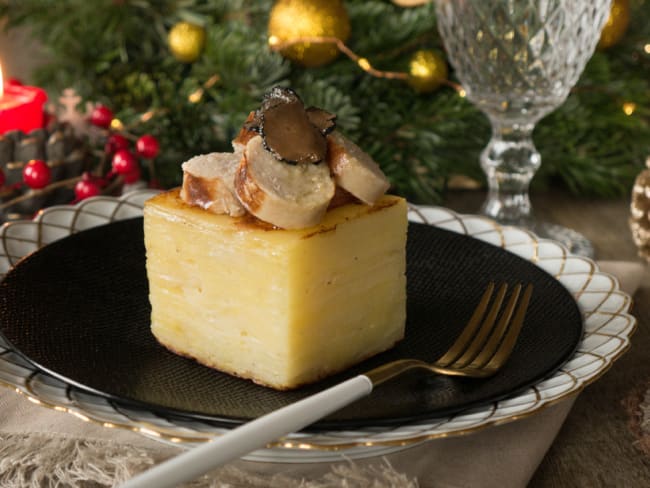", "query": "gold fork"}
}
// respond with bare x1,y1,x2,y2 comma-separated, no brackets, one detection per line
367,282,533,385
122,282,533,488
